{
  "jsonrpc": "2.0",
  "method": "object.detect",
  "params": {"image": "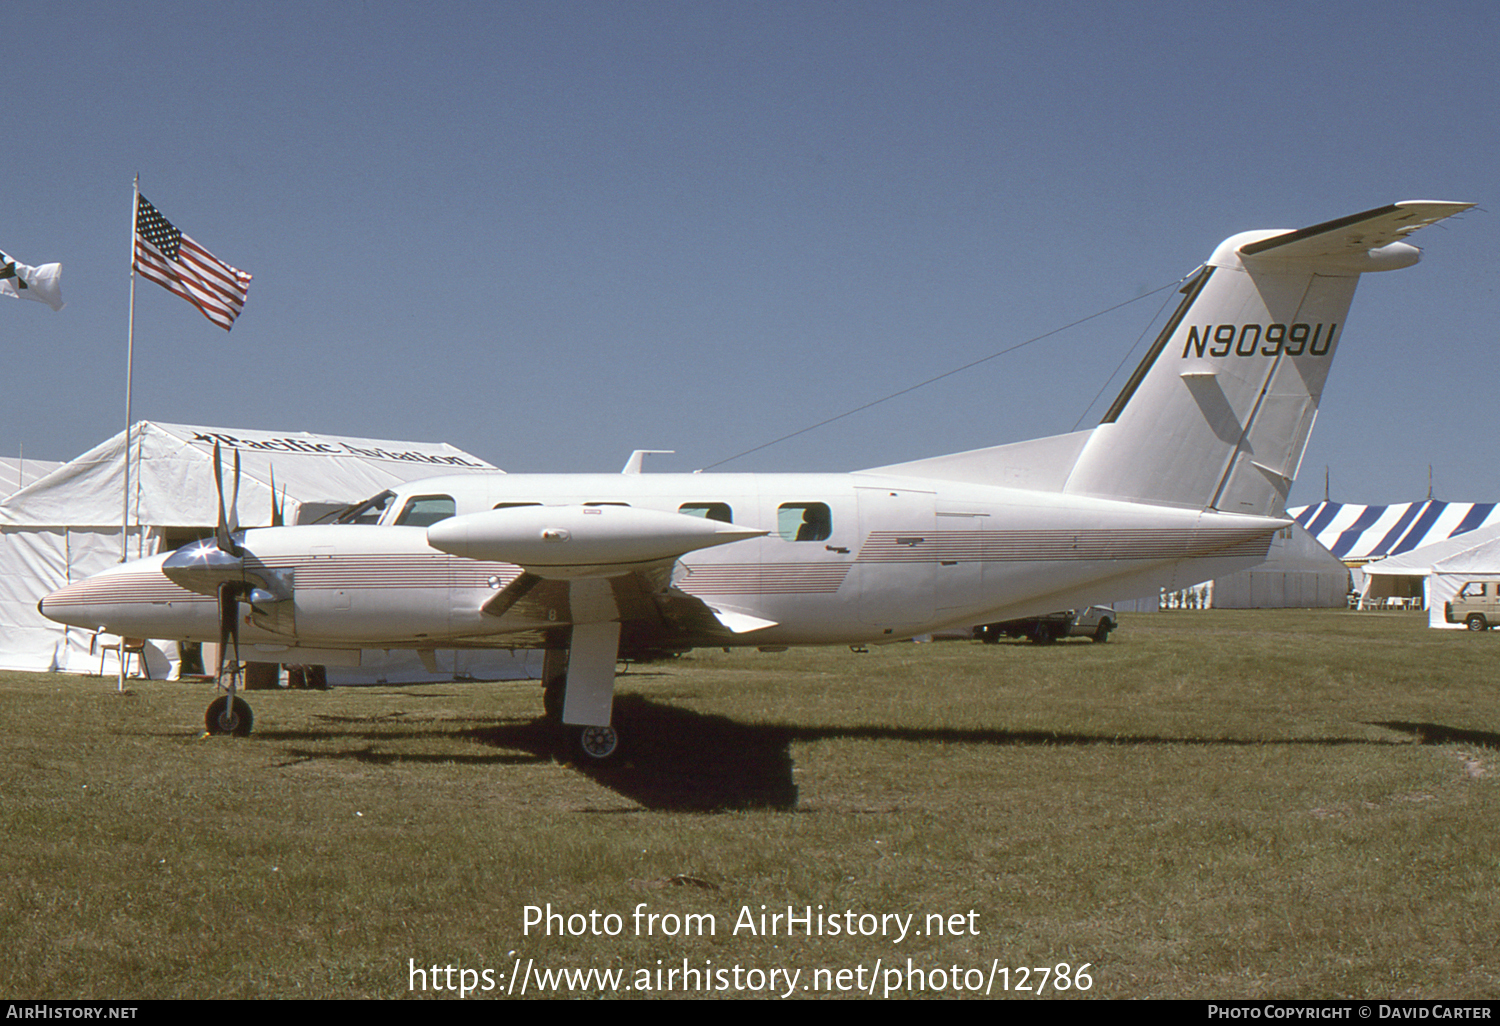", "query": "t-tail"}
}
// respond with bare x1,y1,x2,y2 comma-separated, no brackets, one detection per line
871,201,1472,516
